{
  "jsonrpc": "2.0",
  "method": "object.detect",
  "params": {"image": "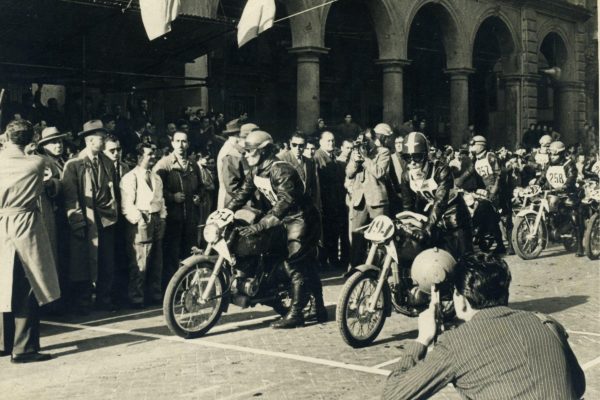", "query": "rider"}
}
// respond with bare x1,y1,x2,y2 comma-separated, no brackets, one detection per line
399,132,473,259
470,135,510,254
536,141,585,257
532,134,553,171
225,130,327,328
